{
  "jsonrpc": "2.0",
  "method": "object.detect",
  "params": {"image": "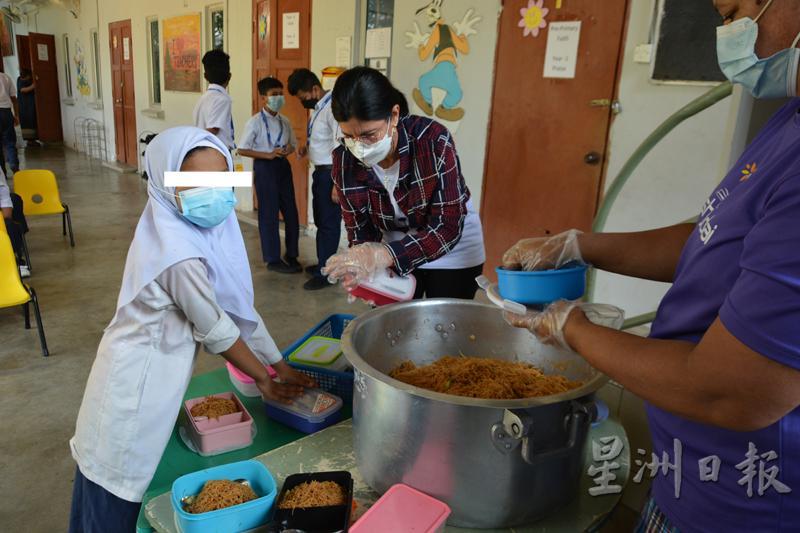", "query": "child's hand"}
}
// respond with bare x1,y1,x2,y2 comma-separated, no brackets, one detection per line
283,145,295,156
273,360,317,388
256,376,304,404
297,145,308,158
